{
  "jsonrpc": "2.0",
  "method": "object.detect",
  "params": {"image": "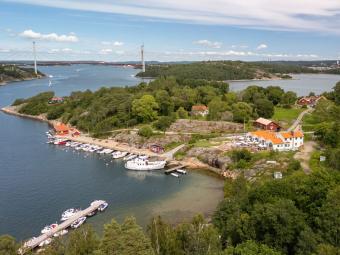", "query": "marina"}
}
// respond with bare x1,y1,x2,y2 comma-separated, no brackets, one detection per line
19,200,108,254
